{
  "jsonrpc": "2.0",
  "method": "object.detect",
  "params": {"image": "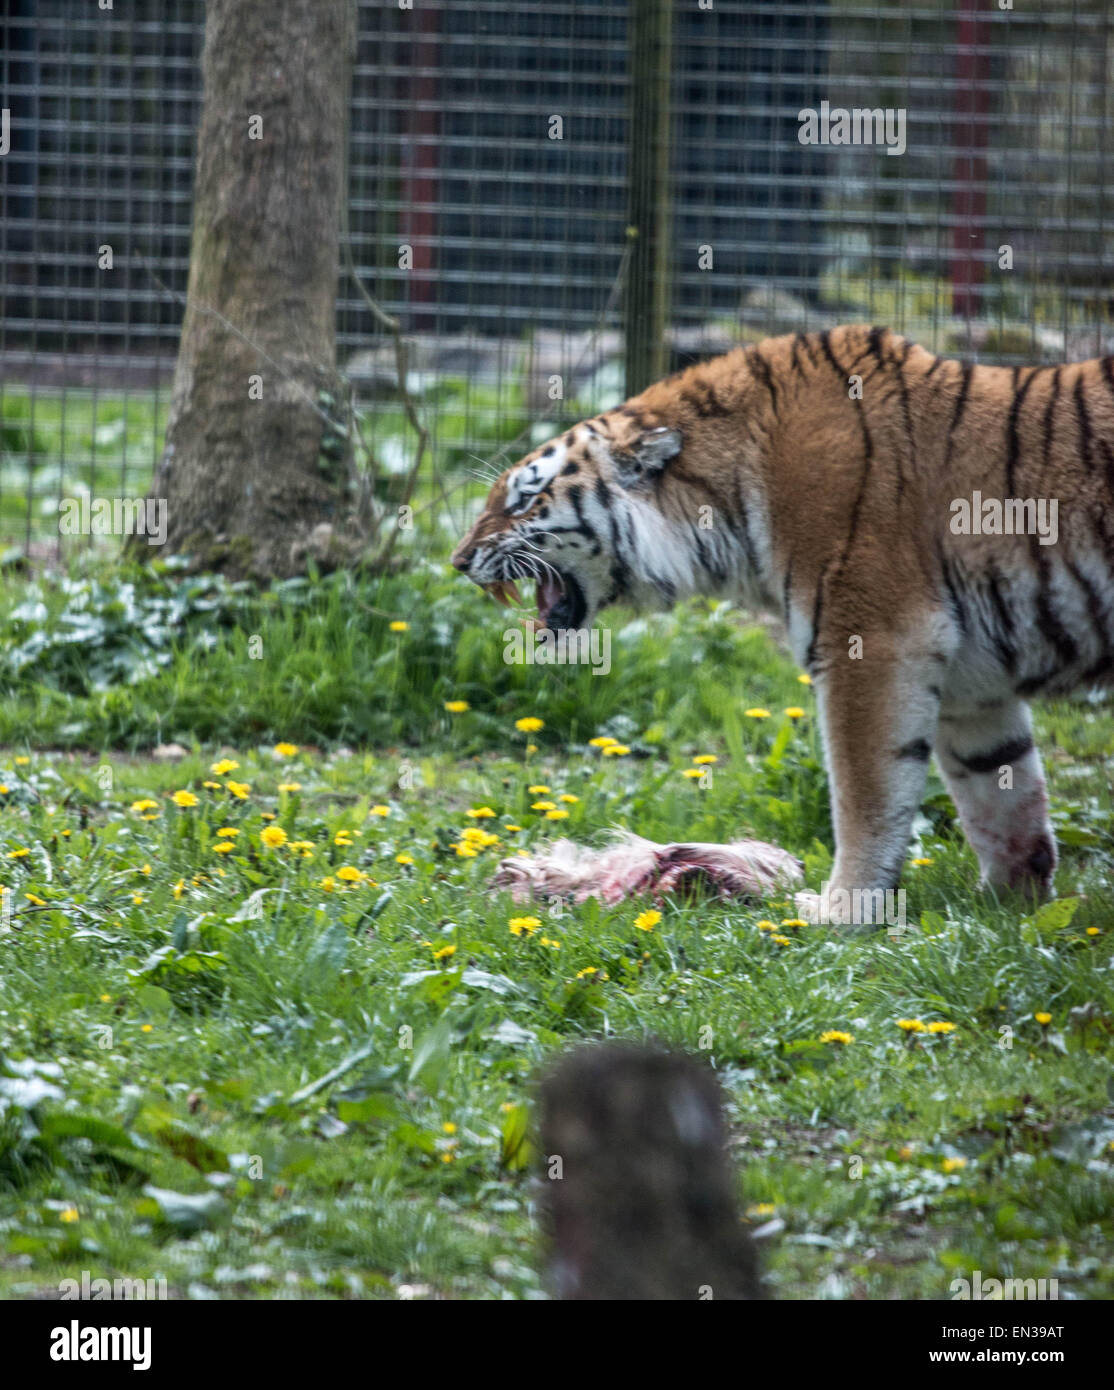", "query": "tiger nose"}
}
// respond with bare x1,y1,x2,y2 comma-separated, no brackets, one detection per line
450,541,474,573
